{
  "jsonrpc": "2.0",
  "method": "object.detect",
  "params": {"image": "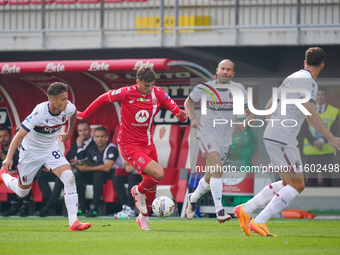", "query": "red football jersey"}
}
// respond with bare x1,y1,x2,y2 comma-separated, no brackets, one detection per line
108,85,181,146
79,84,182,147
